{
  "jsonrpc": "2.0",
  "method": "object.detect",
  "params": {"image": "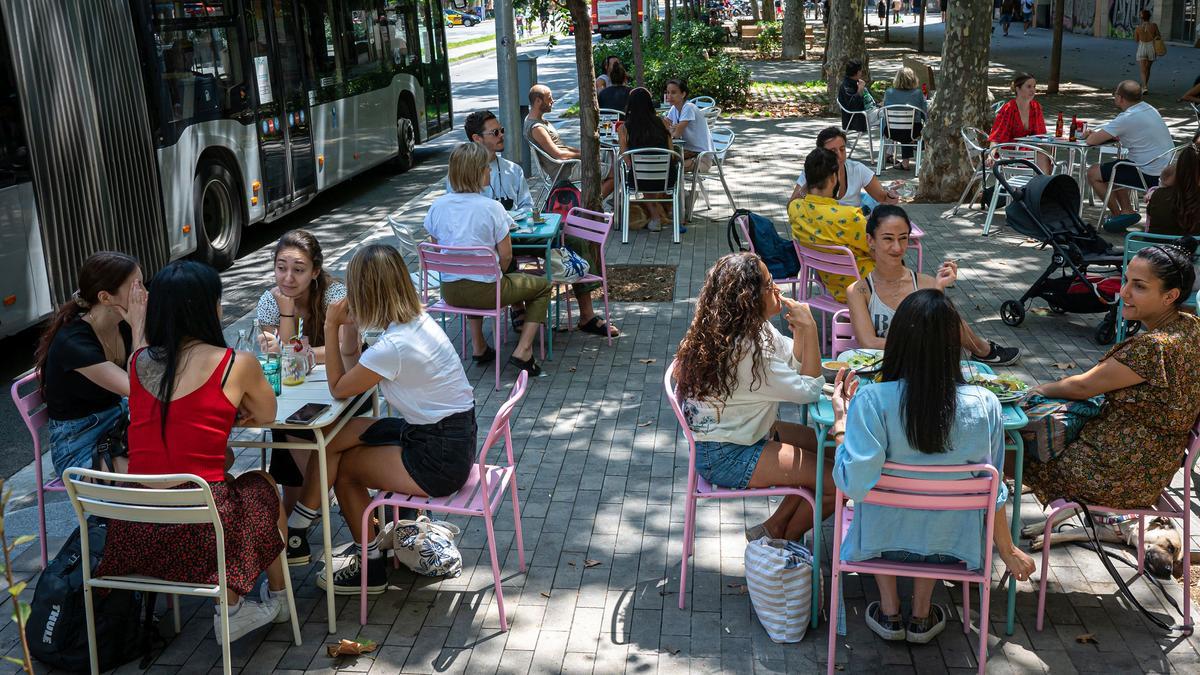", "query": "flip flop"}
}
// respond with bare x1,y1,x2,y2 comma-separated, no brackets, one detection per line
579,316,619,337
508,354,542,376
